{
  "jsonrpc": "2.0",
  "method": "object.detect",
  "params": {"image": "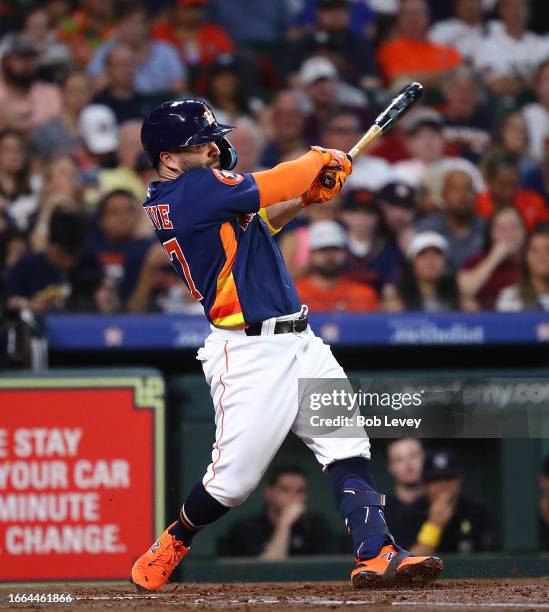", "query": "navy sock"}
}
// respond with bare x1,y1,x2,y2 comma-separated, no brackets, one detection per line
327,457,392,560
169,482,230,546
